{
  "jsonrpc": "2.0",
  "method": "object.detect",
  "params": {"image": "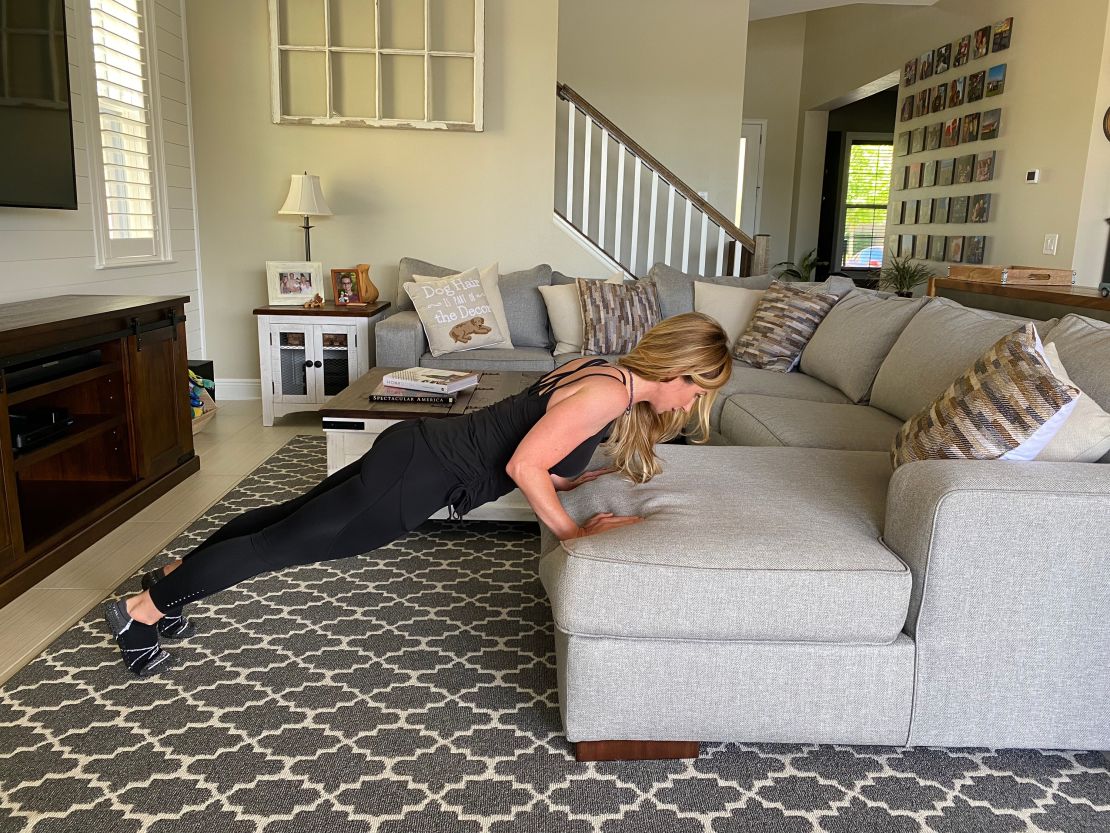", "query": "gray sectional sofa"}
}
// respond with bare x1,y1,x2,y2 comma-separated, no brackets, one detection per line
379,258,1110,753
